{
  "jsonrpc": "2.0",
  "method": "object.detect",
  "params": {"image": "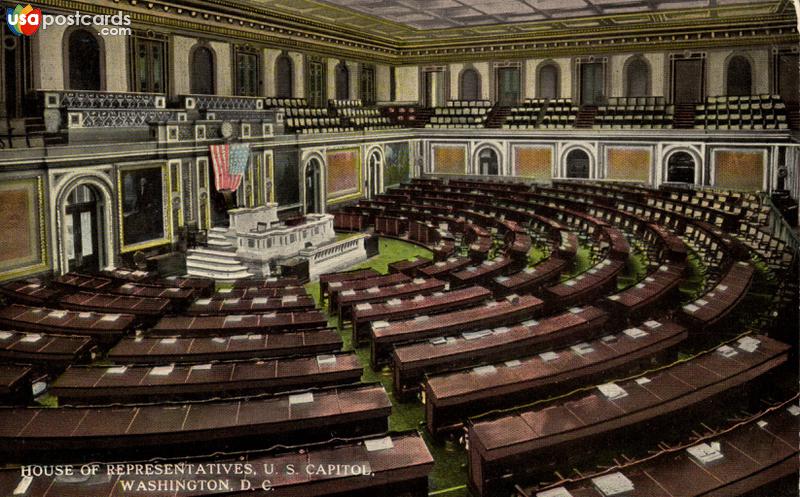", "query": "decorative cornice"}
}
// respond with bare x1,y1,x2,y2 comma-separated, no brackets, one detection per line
19,0,800,64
